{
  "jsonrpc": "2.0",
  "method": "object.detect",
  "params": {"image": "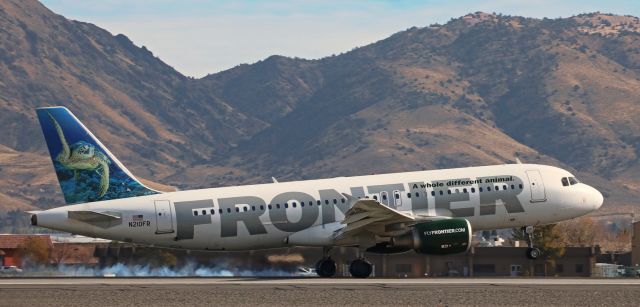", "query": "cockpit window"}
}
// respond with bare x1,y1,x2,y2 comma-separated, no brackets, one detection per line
562,177,580,186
